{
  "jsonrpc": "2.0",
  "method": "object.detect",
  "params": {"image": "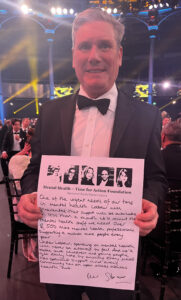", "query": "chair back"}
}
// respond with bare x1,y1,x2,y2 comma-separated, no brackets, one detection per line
5,178,22,225
166,189,181,252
